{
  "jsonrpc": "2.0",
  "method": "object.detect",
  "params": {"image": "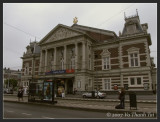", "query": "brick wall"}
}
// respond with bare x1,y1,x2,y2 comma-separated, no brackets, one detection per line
108,47,118,57
122,43,145,56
